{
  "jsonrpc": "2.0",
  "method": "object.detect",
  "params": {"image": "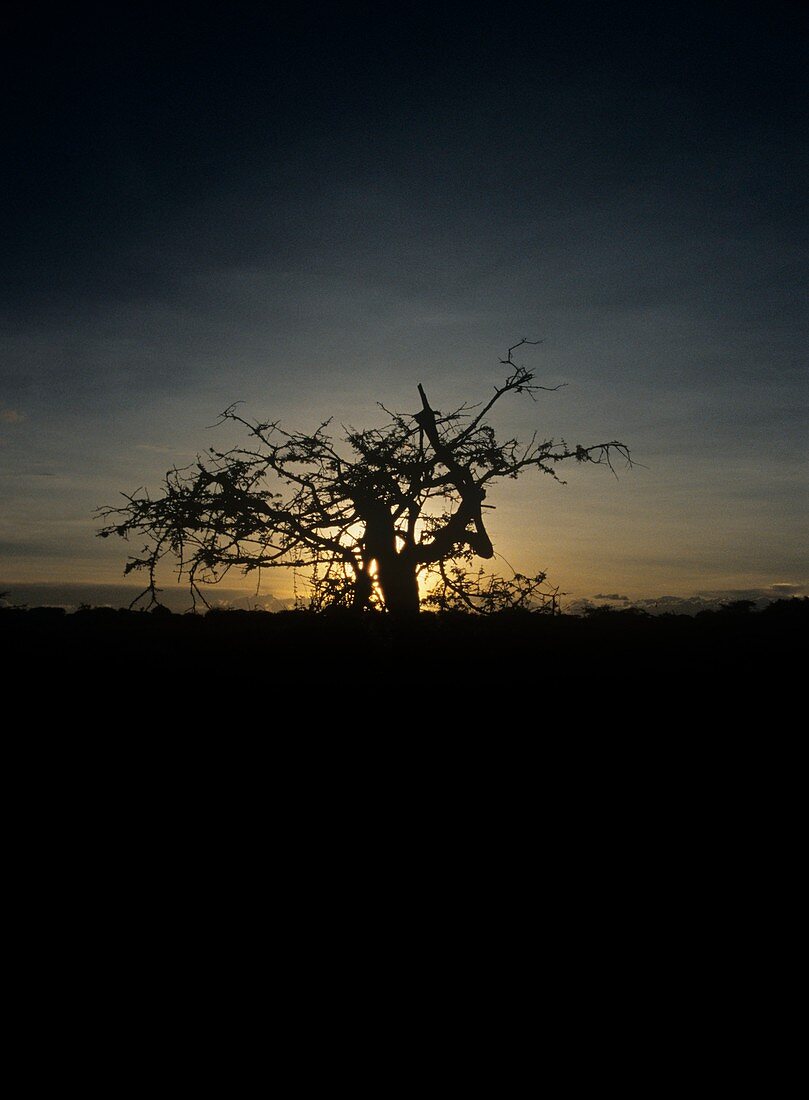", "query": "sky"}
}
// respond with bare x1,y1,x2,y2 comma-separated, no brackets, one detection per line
1,2,806,609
